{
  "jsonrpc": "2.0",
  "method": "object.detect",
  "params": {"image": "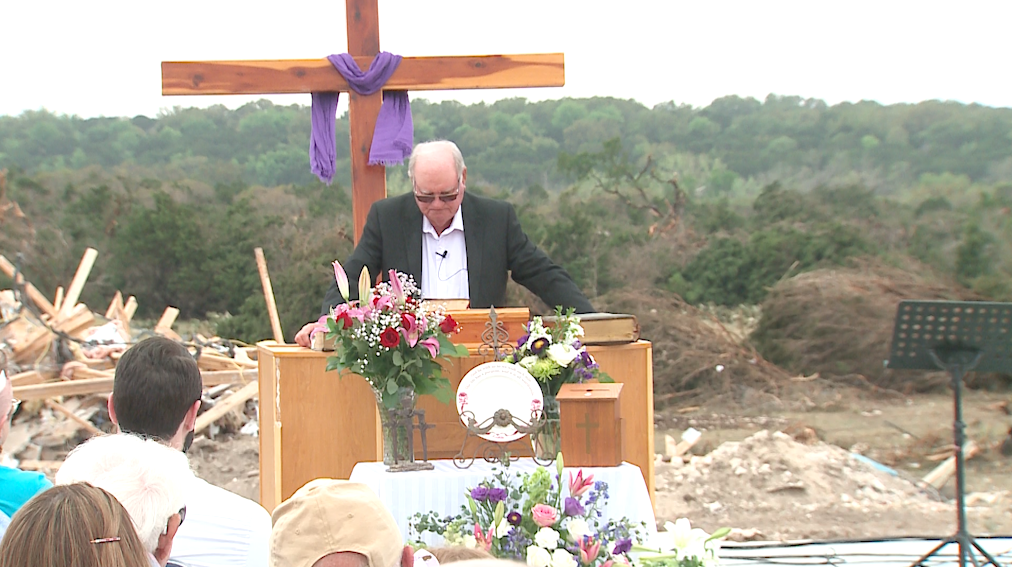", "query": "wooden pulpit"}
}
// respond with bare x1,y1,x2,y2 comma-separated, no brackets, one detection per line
256,308,654,512
557,382,624,467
